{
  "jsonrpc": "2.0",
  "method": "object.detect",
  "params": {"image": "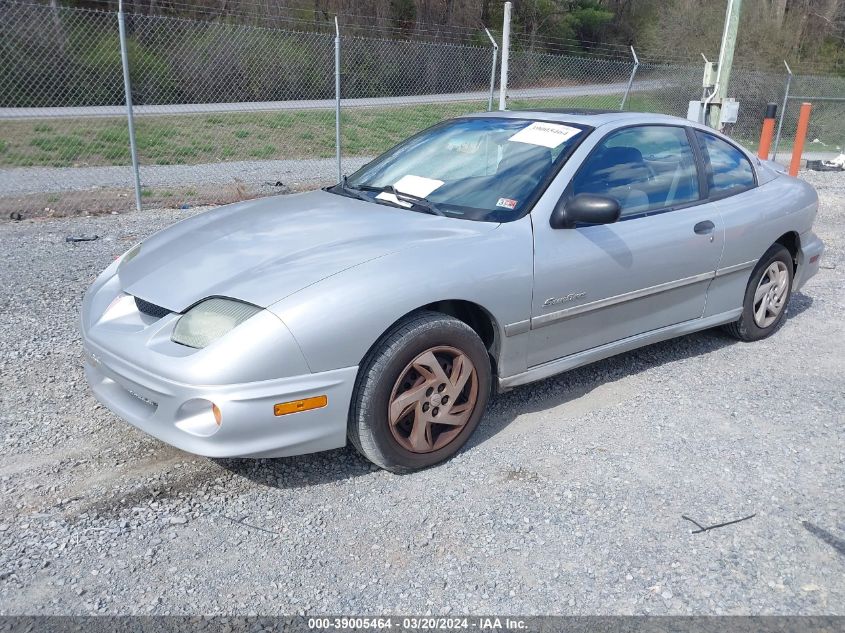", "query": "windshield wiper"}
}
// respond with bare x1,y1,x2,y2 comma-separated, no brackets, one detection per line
349,182,445,217
333,175,372,203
